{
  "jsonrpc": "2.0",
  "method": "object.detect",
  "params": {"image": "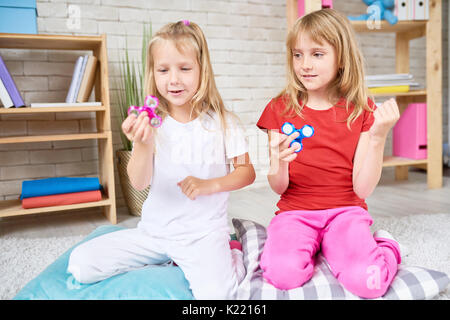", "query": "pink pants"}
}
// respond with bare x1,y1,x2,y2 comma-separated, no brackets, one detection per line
259,206,401,299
